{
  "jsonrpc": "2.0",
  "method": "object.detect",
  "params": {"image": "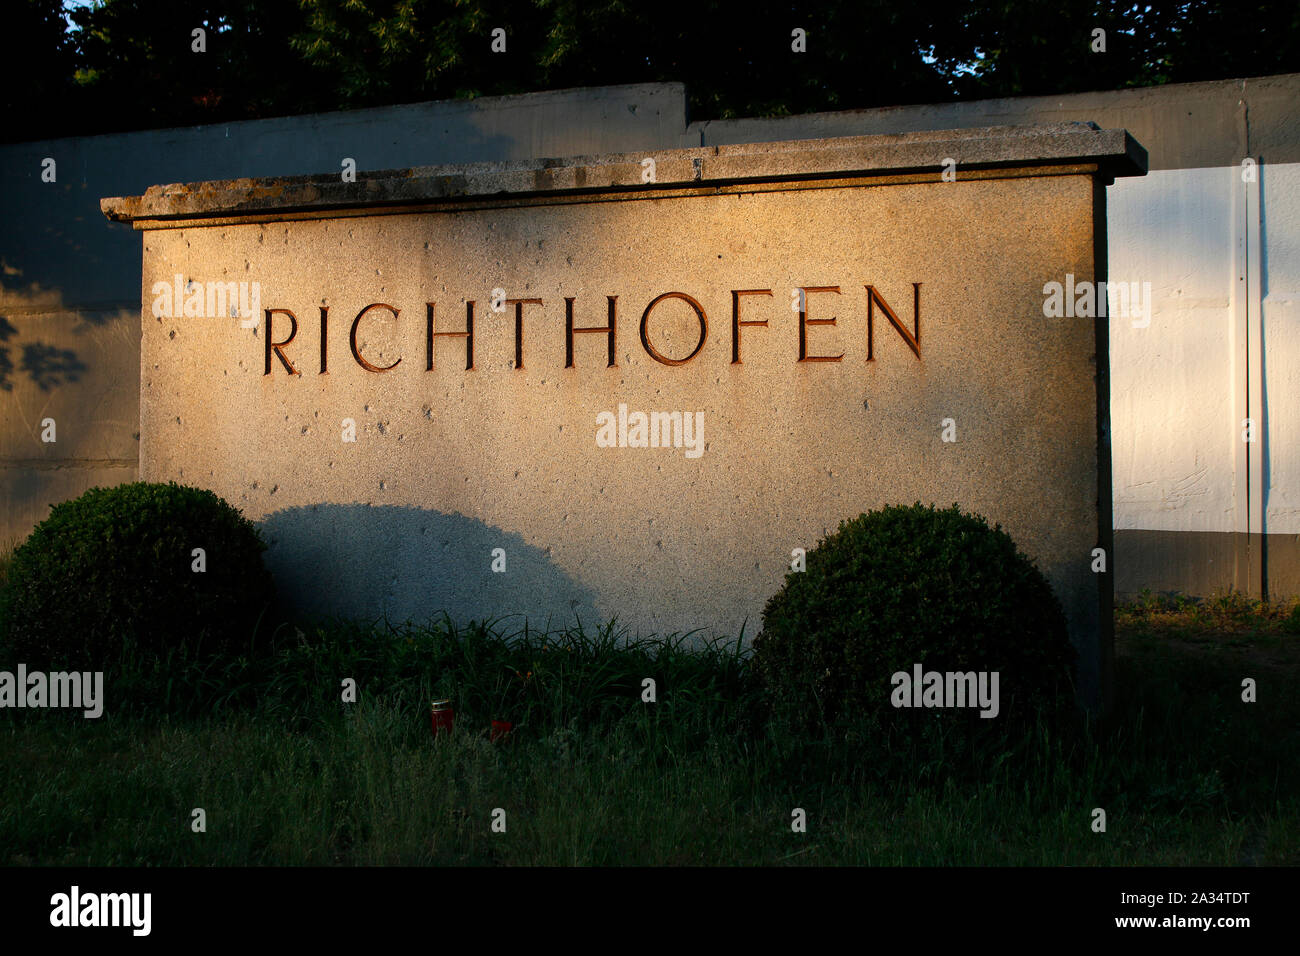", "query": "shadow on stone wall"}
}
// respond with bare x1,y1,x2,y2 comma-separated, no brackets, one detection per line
0,306,92,395
259,502,600,633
